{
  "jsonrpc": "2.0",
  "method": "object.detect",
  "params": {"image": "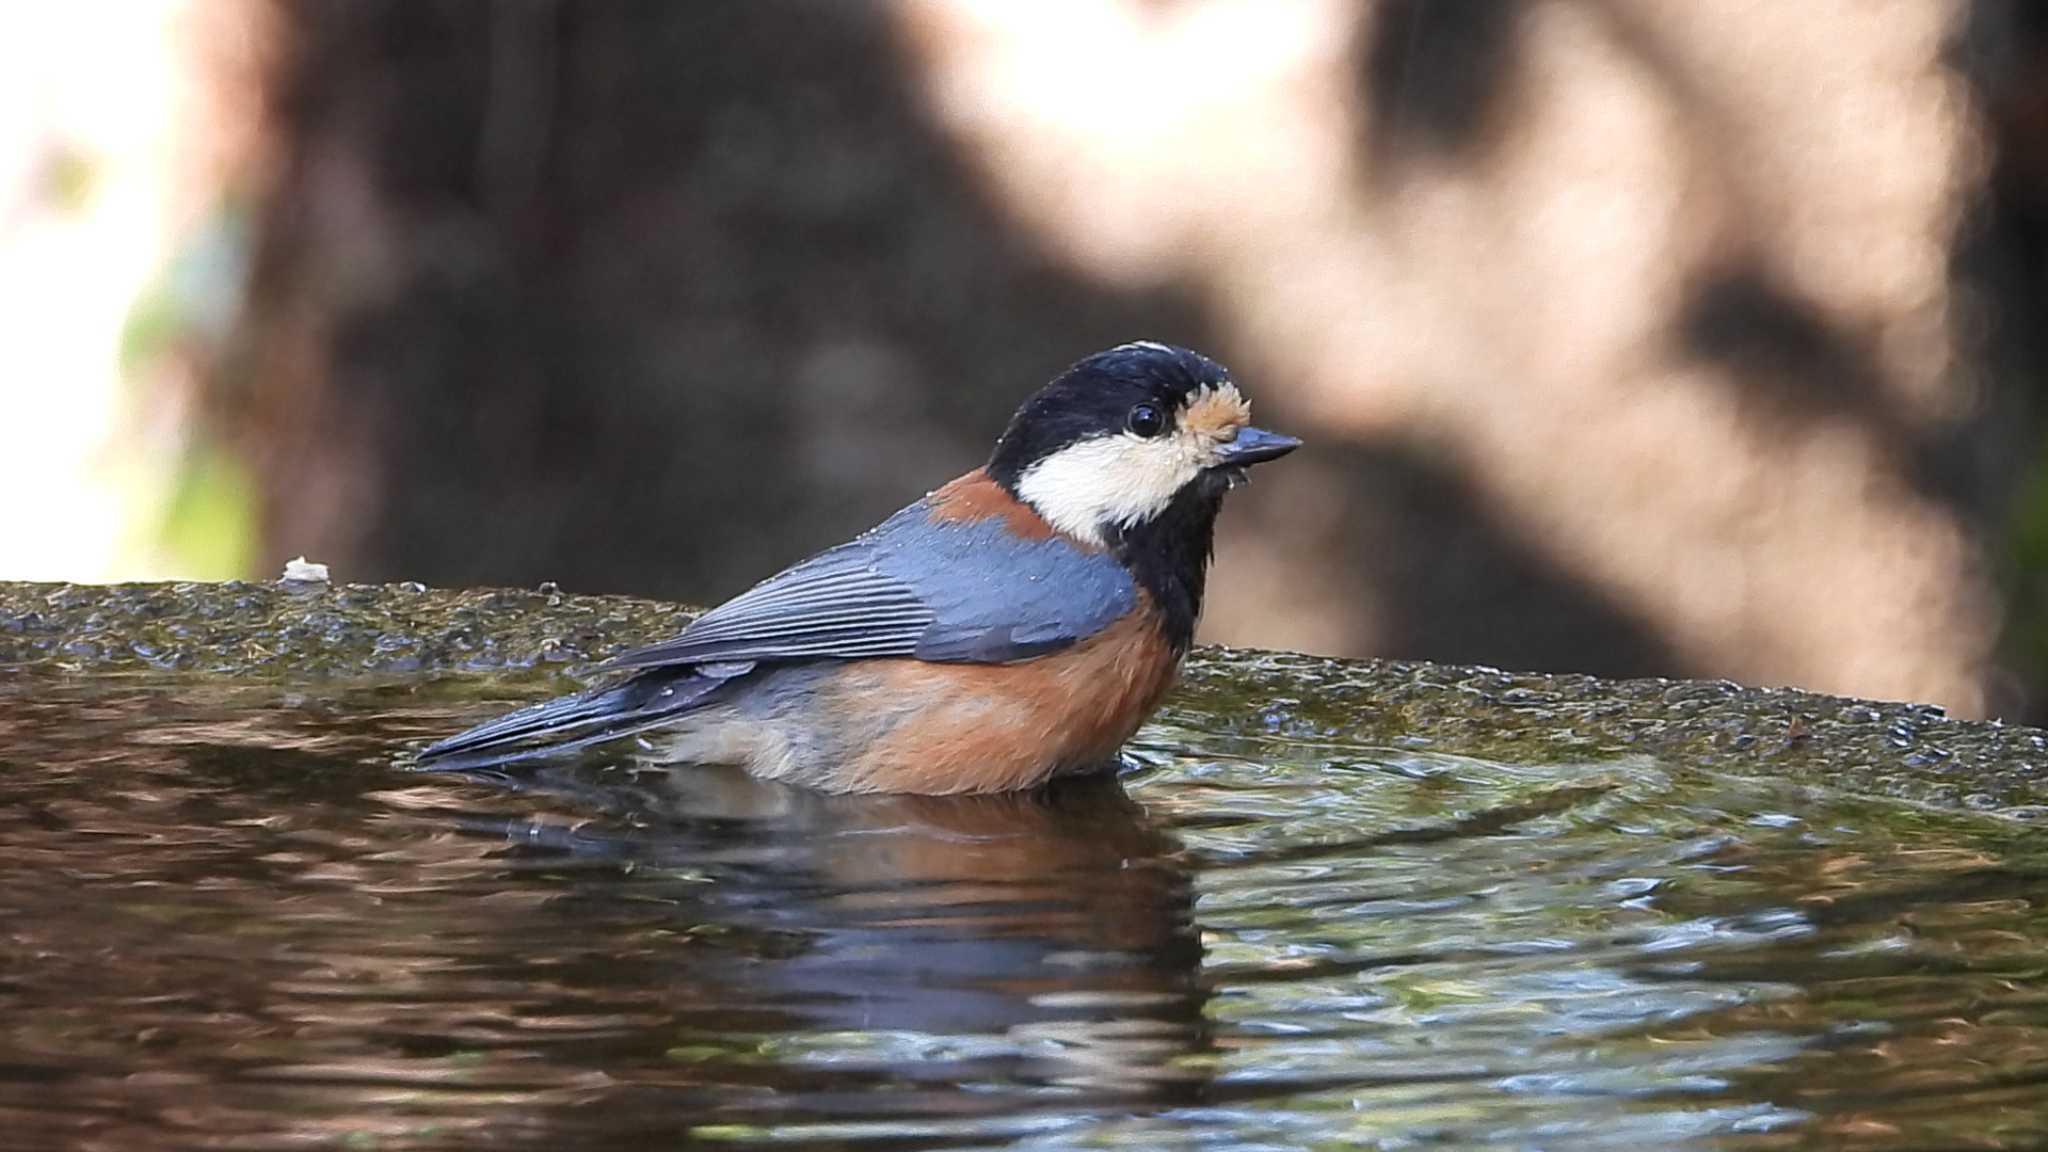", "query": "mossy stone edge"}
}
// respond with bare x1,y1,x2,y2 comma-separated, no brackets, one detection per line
4,579,2042,816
